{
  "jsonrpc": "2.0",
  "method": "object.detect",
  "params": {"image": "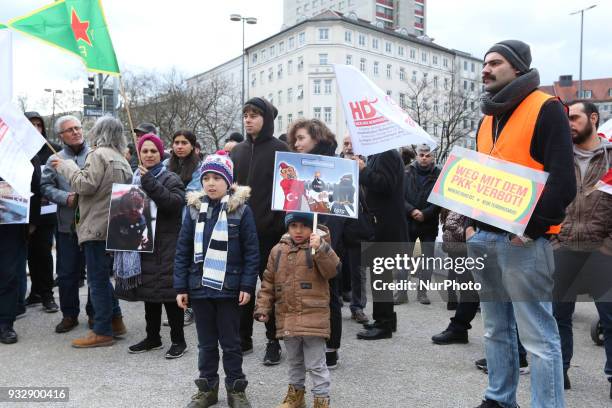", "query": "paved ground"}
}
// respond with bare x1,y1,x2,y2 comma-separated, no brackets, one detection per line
0,280,608,408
